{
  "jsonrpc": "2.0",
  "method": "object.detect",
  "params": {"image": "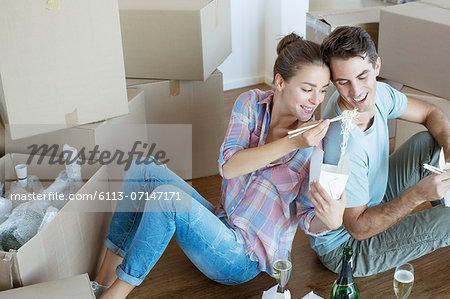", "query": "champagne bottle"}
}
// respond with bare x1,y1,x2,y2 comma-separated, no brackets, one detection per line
330,246,360,299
